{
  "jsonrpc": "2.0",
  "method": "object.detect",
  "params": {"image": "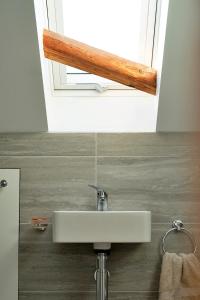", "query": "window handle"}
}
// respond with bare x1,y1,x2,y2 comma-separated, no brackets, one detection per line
94,83,108,93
